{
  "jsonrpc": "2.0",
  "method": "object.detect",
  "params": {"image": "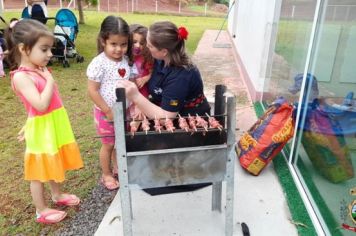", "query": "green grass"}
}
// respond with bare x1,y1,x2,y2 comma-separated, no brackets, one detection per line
187,4,226,17
275,20,313,72
0,10,225,235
